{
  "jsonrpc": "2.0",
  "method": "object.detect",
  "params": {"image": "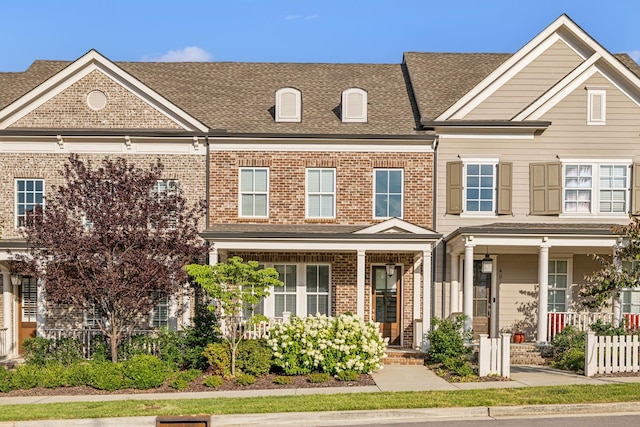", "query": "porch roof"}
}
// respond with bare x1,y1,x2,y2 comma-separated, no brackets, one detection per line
444,222,619,242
